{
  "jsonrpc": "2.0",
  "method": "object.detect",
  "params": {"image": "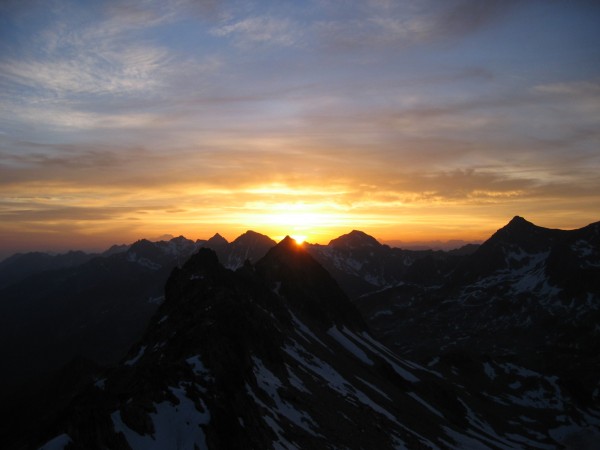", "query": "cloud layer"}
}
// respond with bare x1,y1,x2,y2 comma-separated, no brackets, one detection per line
1,0,599,256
